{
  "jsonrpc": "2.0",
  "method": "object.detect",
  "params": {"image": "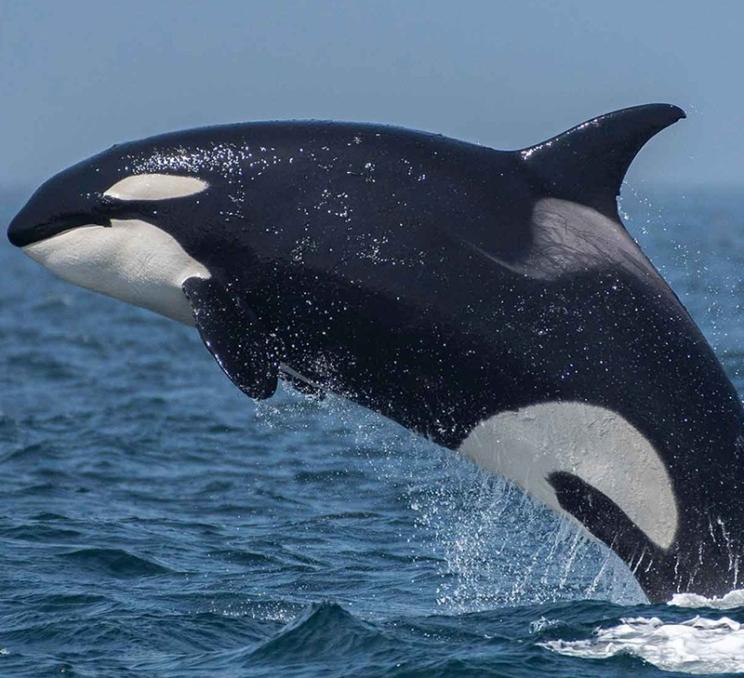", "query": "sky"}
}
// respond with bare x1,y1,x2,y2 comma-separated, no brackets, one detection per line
1,1,743,193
